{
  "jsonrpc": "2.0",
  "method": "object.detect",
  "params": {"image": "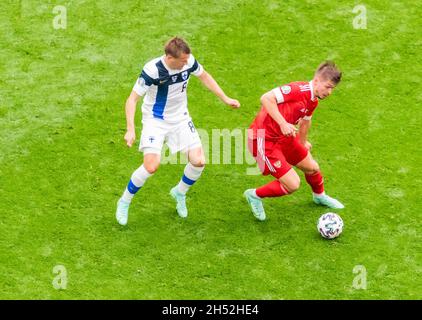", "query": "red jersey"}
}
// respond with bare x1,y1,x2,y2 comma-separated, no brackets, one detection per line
250,81,318,141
